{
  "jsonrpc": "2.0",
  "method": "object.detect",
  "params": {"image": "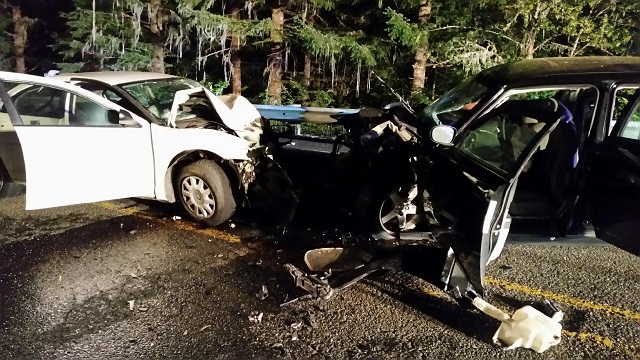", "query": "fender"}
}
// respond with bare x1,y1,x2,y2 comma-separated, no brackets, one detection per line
150,123,251,201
